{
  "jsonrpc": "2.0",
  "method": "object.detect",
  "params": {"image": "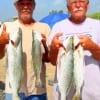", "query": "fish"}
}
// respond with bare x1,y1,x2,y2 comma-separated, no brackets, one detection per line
31,30,45,88
7,27,23,100
72,35,84,100
57,35,84,100
57,36,74,100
